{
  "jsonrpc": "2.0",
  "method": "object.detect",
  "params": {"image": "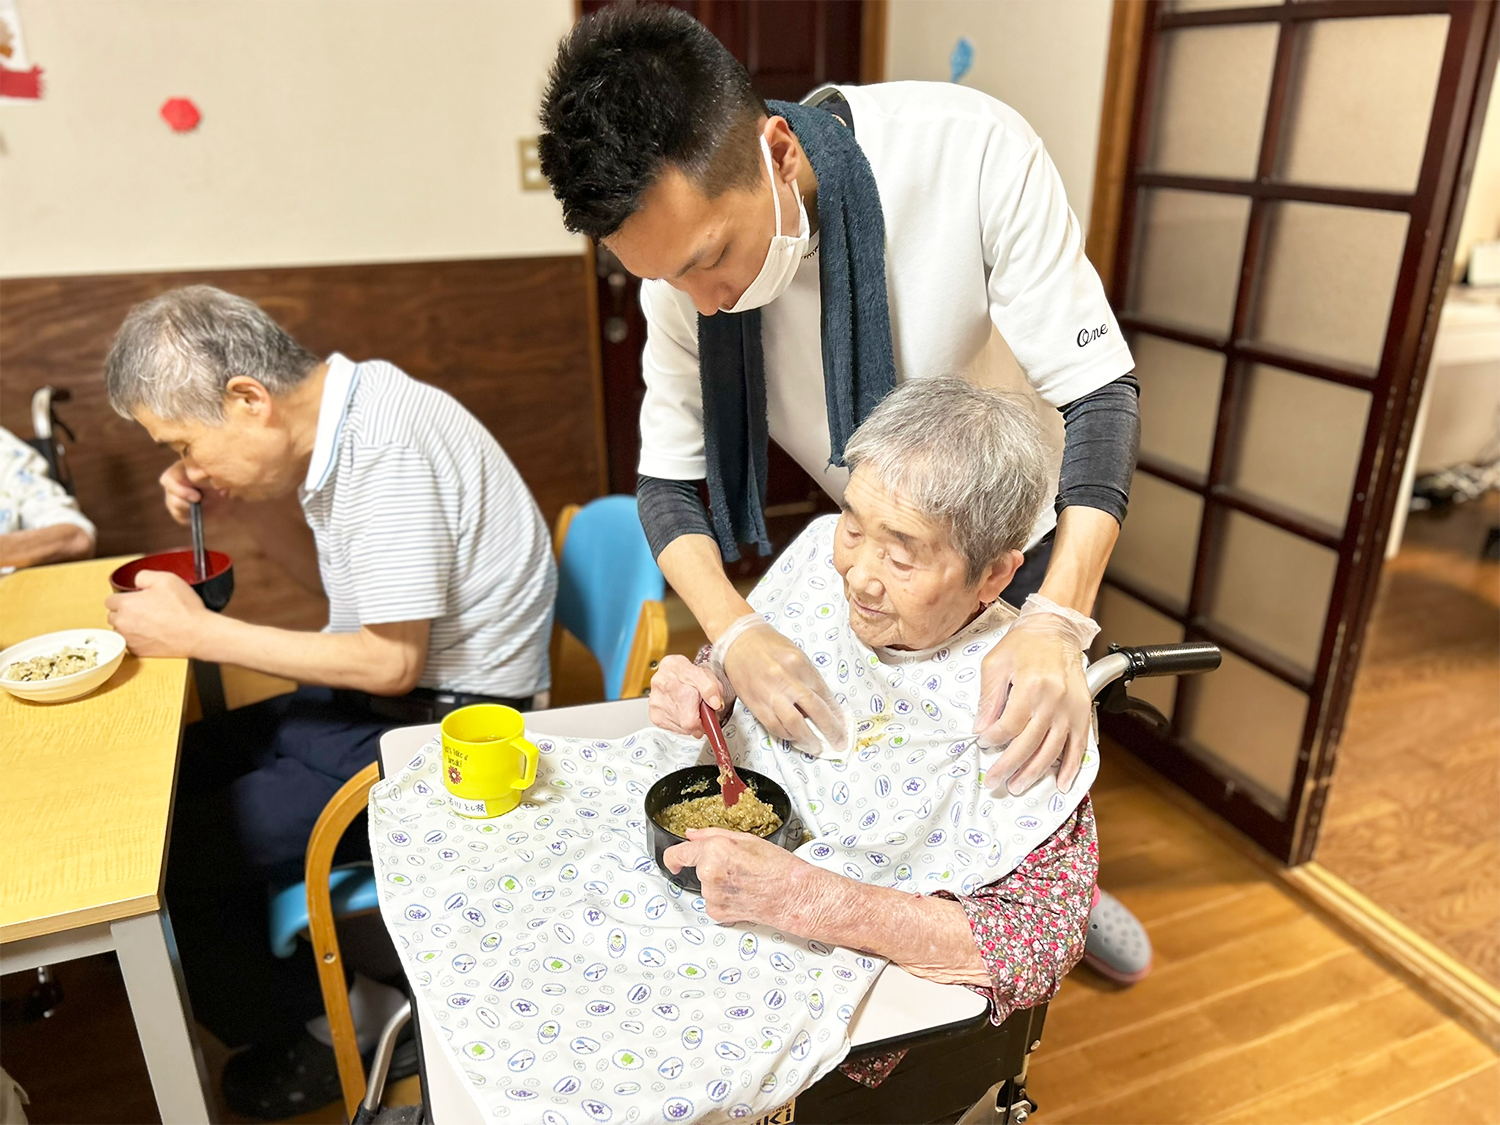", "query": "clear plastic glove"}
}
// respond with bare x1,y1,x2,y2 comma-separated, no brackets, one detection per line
647,654,733,736
974,594,1100,795
711,614,851,755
